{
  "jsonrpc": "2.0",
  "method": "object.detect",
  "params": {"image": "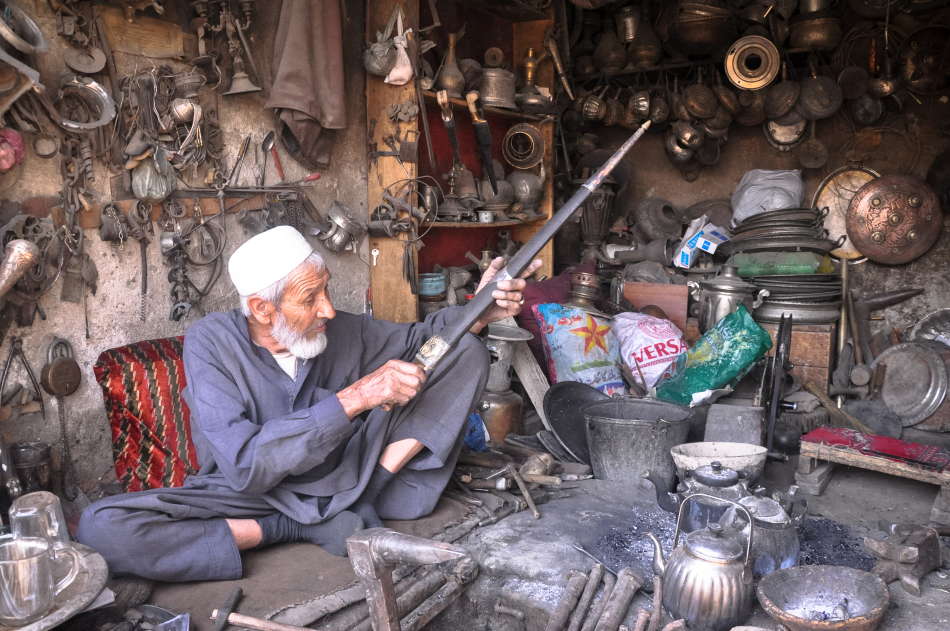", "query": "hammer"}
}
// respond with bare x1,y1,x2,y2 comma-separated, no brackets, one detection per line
210,587,309,631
